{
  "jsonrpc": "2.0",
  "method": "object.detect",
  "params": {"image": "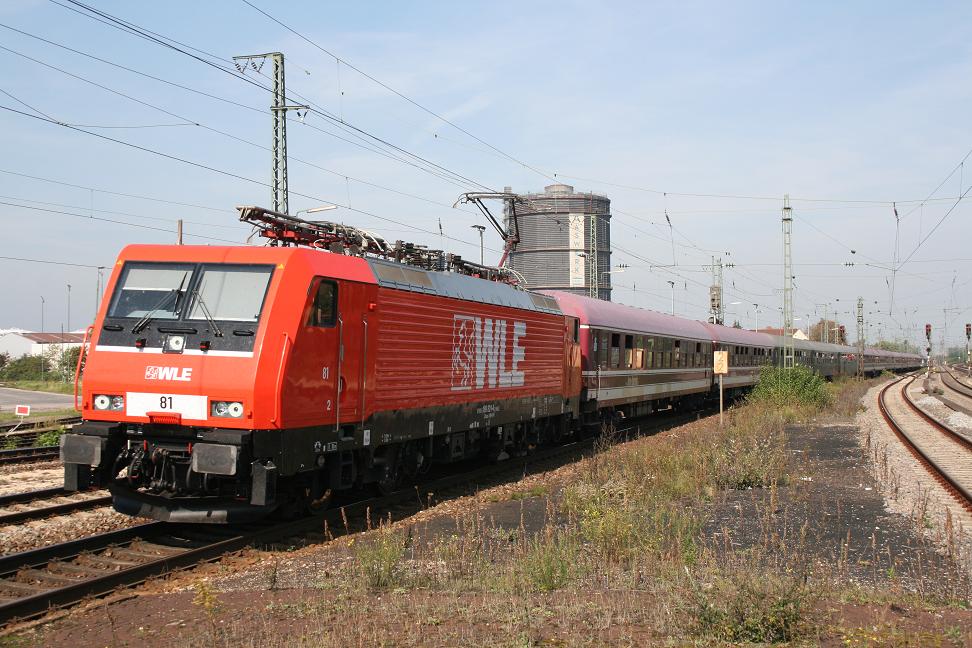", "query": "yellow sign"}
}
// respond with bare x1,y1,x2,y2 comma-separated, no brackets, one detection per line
713,350,729,375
